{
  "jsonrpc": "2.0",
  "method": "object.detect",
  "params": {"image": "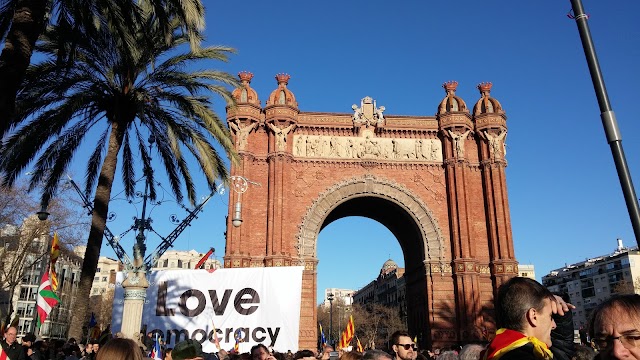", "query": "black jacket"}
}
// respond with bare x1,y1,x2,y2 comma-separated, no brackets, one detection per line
498,343,539,360
550,294,576,360
2,340,27,360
